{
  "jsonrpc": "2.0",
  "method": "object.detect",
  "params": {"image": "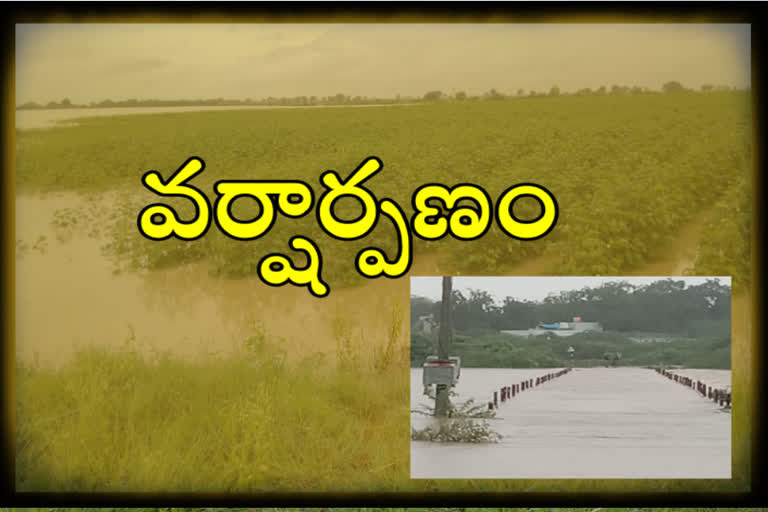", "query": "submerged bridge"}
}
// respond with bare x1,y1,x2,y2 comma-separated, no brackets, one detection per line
411,367,732,479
